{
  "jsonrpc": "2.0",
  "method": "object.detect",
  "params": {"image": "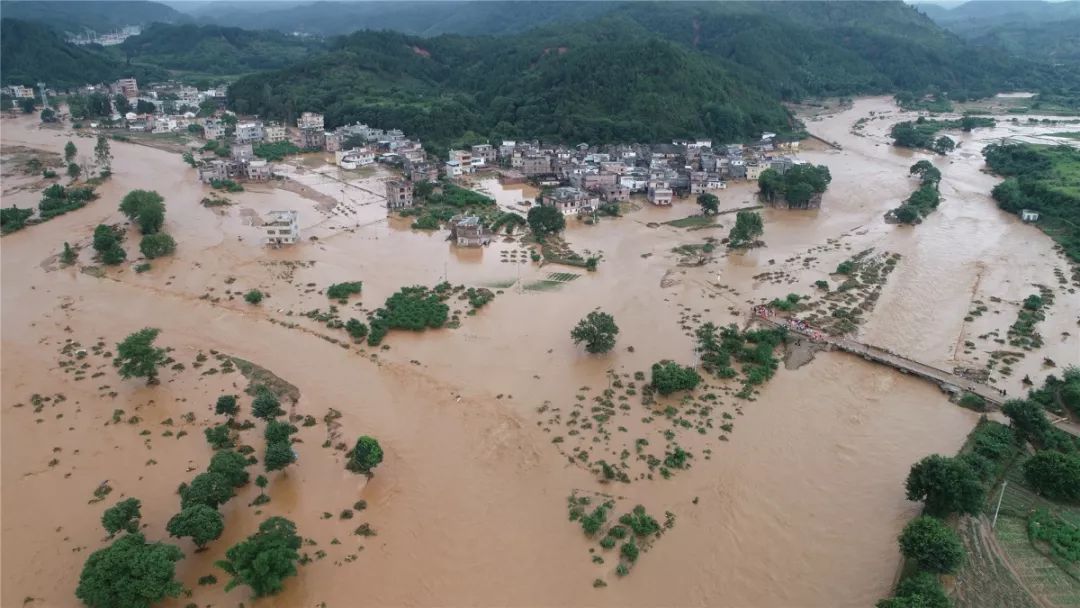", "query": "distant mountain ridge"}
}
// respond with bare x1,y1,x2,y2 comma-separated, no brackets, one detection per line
1,0,188,34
